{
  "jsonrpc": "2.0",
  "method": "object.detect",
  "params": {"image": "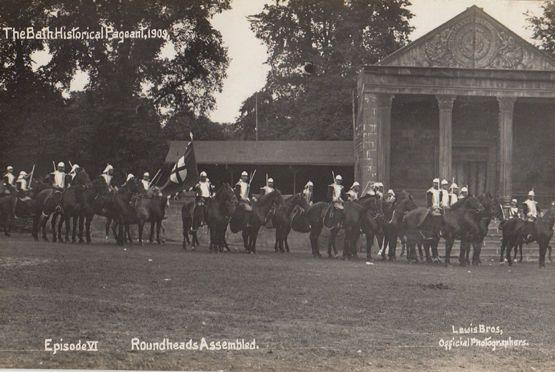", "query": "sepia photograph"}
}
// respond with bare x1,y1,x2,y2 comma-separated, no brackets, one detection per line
0,0,553,370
